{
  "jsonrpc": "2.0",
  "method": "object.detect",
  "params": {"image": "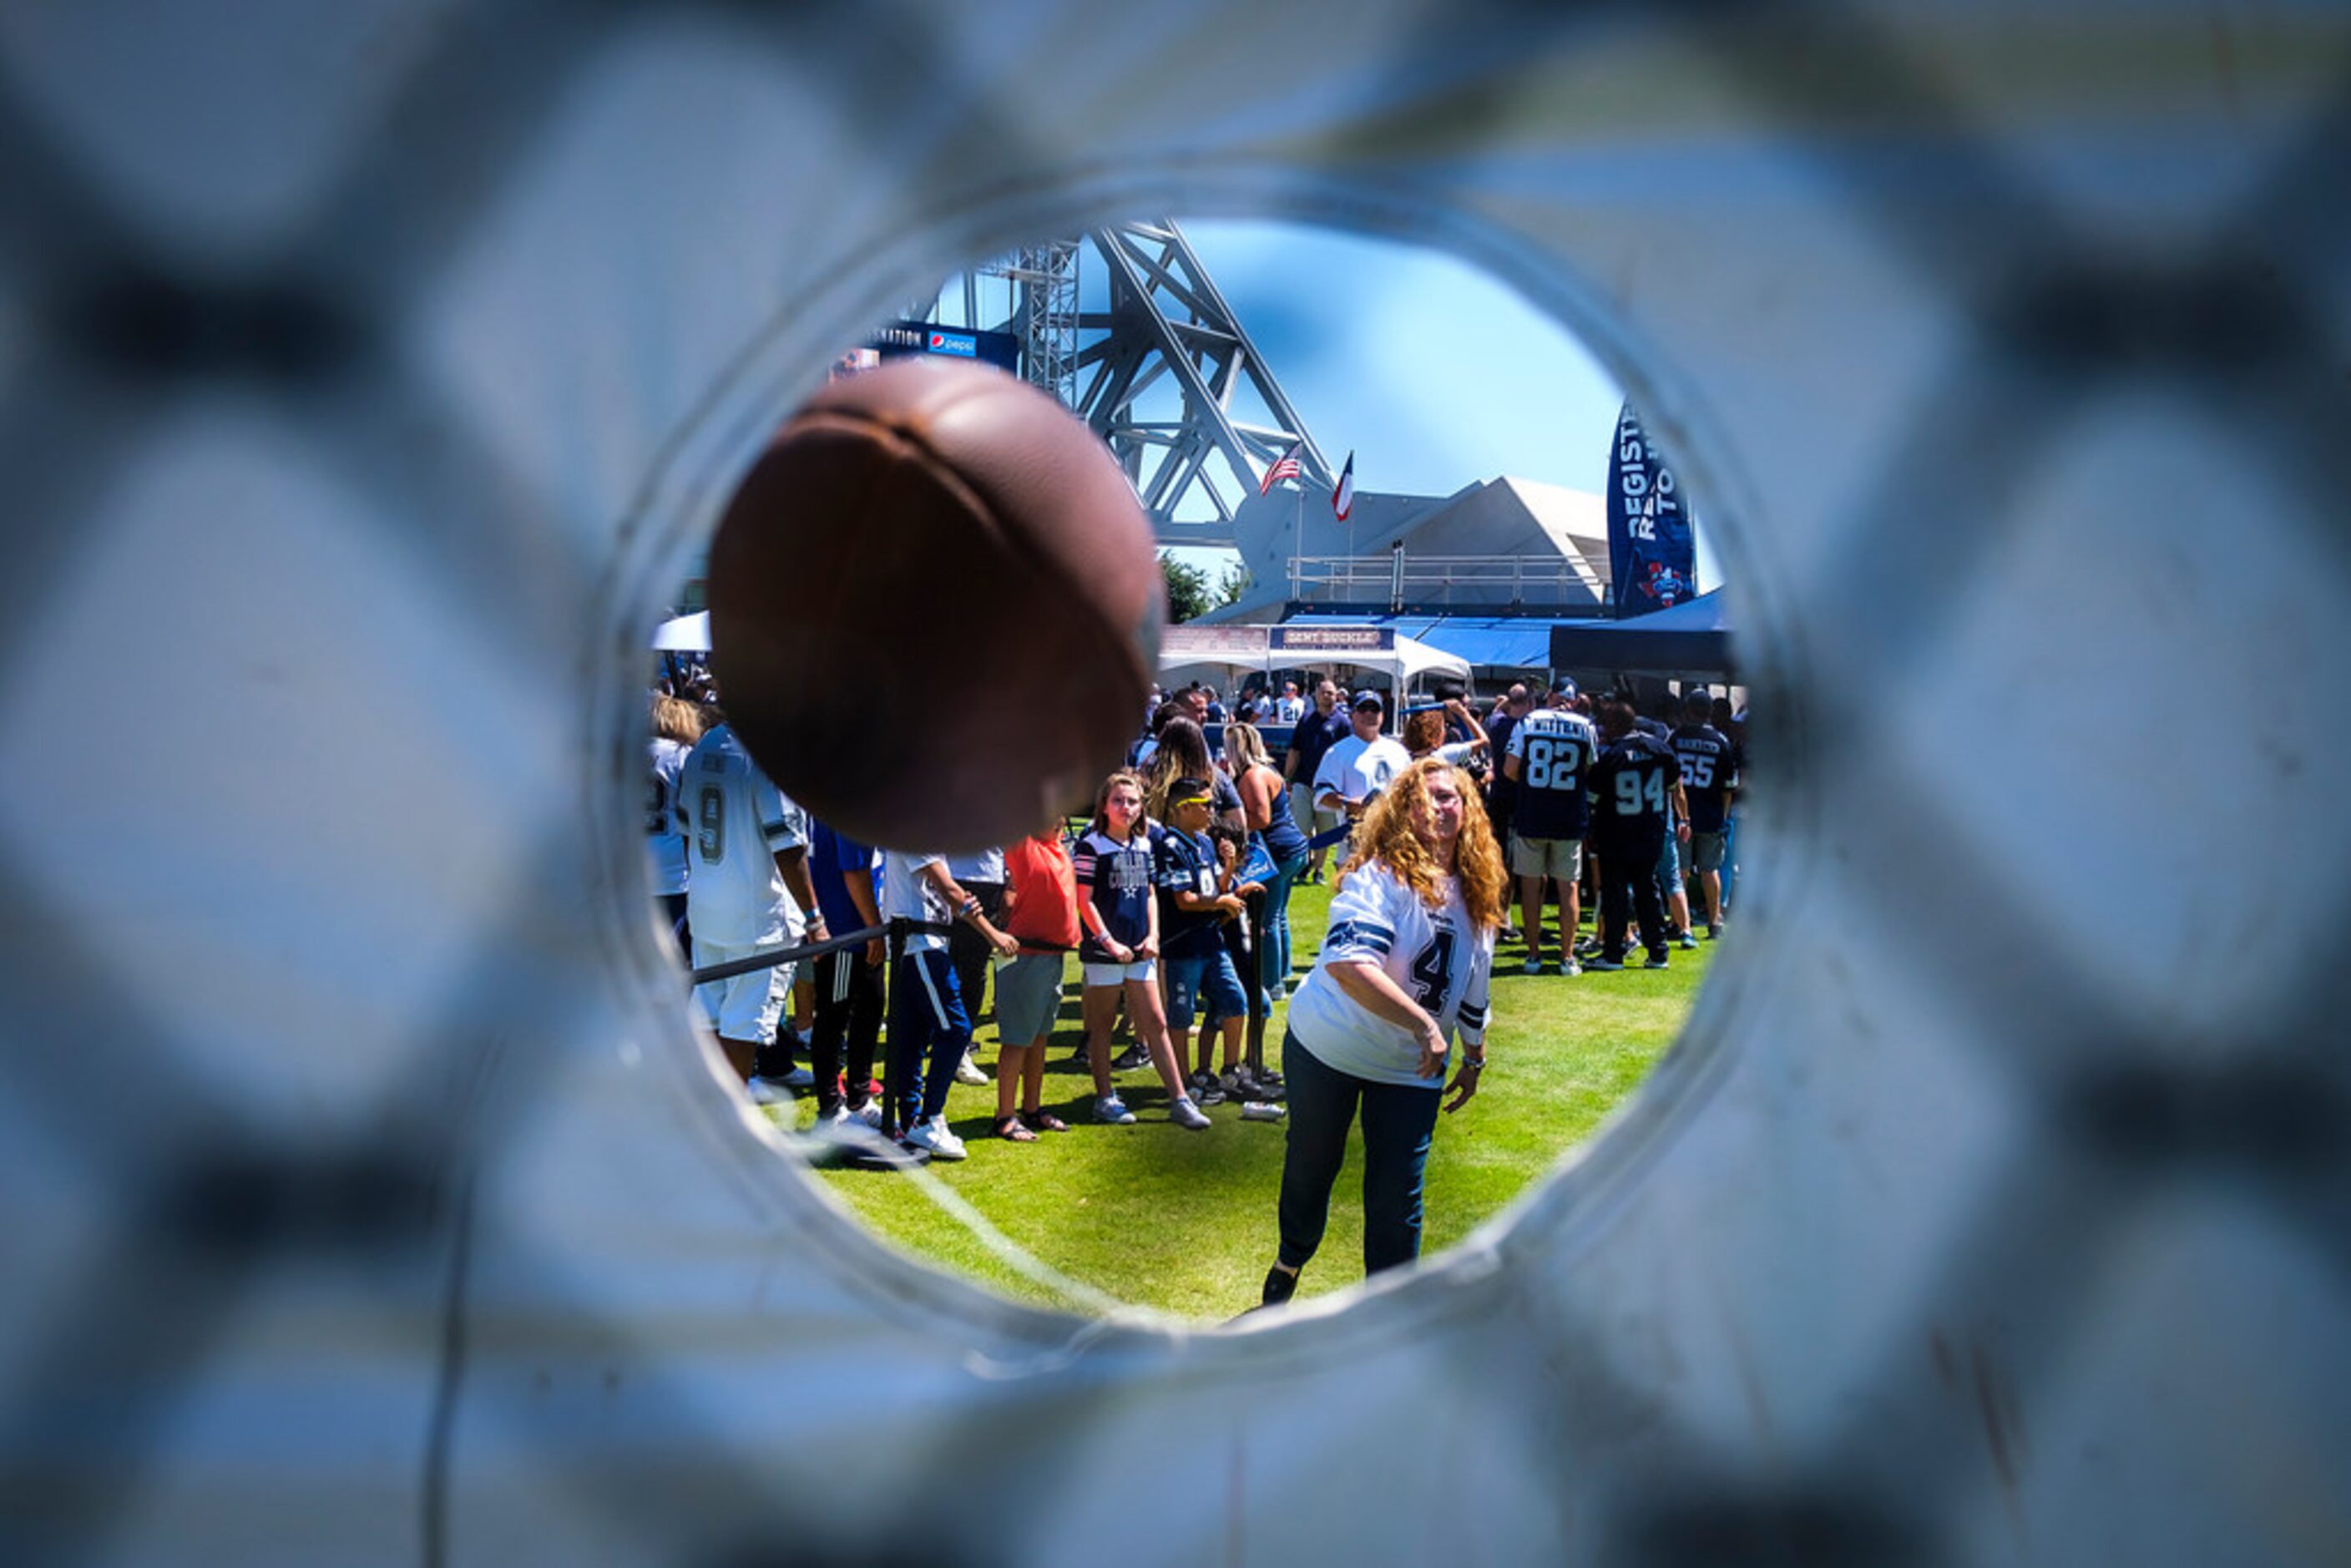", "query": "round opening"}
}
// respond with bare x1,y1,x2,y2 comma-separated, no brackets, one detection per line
635,213,1750,1323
